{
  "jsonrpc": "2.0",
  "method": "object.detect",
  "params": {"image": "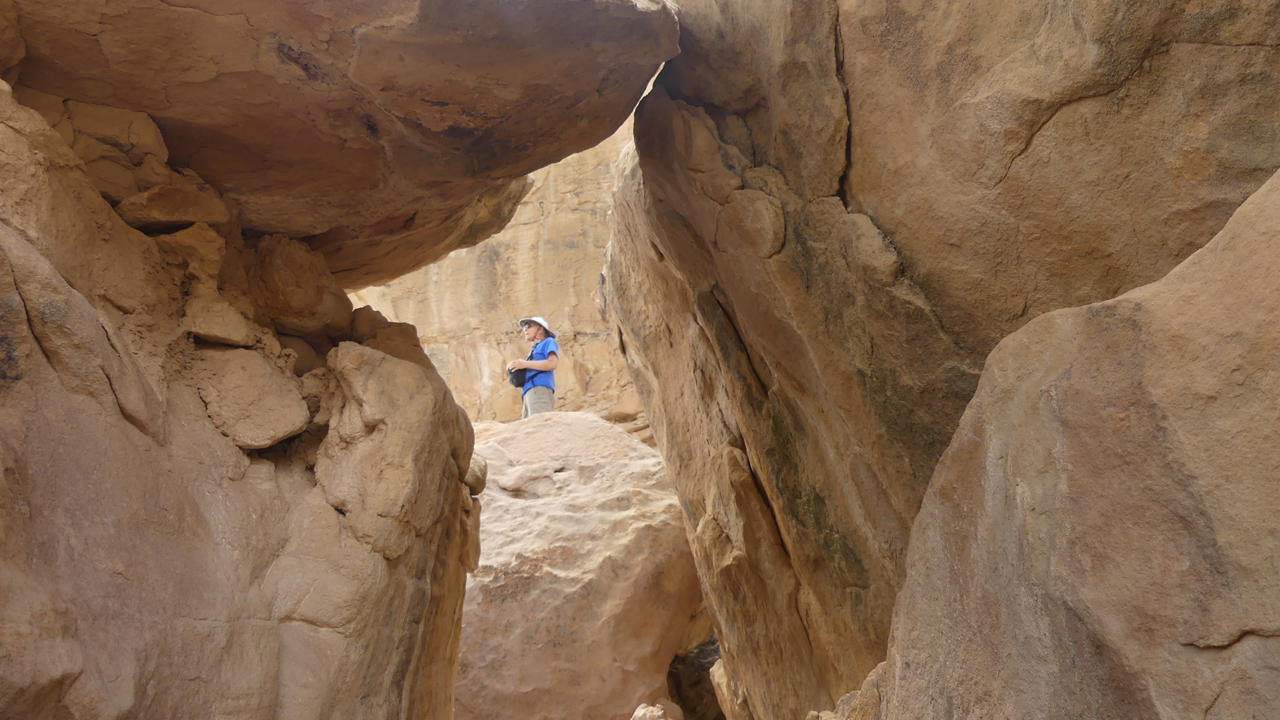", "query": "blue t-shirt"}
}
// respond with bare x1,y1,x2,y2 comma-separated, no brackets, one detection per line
523,337,558,394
